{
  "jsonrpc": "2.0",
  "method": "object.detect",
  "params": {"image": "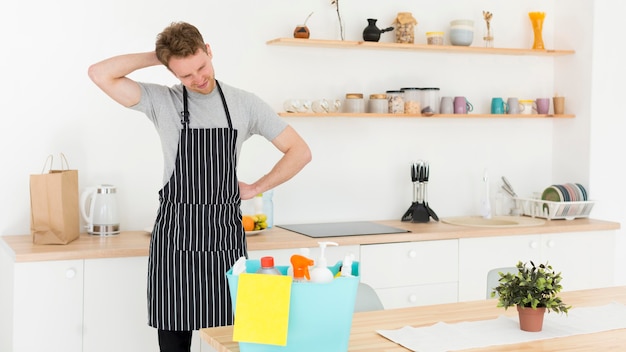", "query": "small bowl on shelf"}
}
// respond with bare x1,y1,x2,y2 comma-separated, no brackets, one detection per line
449,19,474,46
